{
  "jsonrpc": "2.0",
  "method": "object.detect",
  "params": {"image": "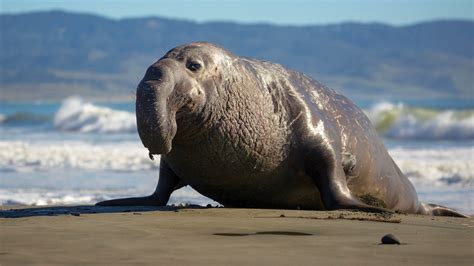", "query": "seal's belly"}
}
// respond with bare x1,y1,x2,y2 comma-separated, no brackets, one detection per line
206,176,324,210
168,158,324,210
165,134,324,209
